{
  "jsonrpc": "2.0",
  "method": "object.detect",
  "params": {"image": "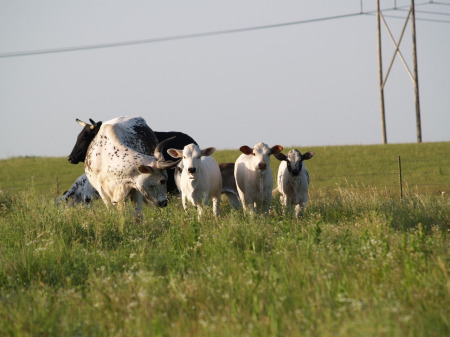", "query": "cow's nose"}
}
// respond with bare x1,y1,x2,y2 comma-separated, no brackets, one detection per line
188,167,196,174
292,169,300,176
258,162,267,170
67,156,73,163
157,200,168,207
